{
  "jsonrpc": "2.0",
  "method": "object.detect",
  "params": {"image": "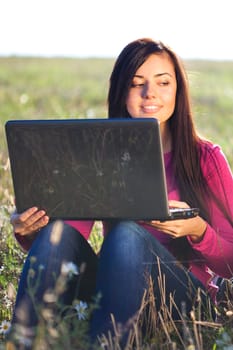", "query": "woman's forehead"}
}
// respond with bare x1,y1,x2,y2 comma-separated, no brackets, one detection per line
135,53,175,76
